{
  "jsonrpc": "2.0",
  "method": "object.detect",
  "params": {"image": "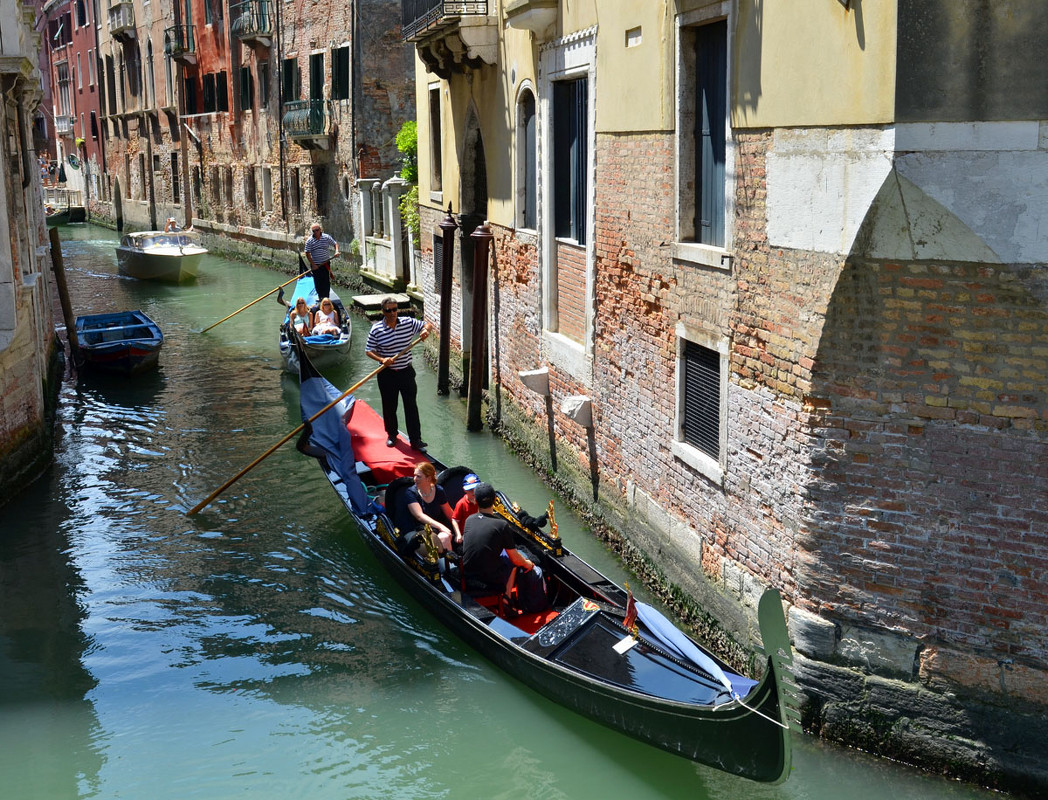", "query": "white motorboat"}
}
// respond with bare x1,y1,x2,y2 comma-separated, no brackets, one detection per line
116,230,208,282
